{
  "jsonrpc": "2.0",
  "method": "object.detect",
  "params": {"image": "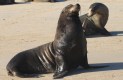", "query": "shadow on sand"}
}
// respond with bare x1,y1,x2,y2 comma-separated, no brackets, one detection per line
86,31,123,38
110,31,123,36
67,62,123,76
